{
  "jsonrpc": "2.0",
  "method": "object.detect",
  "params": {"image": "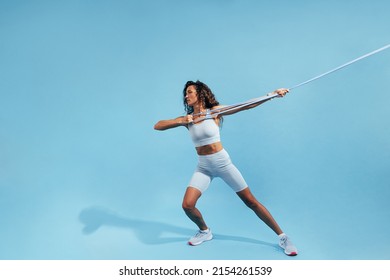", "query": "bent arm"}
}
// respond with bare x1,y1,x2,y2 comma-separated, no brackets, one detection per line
154,115,192,131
